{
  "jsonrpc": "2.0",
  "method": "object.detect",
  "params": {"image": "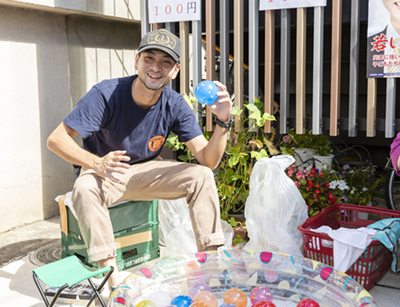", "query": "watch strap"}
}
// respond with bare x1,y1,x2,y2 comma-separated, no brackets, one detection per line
214,116,234,129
